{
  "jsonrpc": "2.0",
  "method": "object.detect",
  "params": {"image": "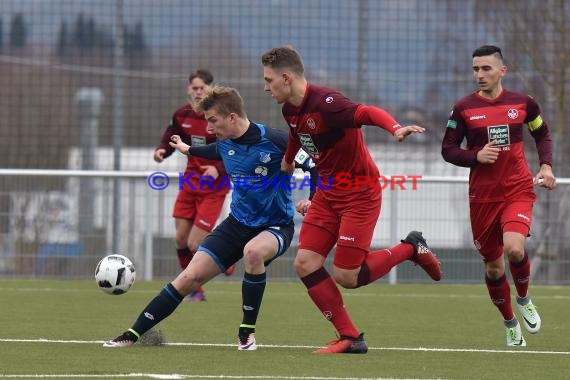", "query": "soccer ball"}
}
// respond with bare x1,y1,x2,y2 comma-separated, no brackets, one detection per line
95,254,136,295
